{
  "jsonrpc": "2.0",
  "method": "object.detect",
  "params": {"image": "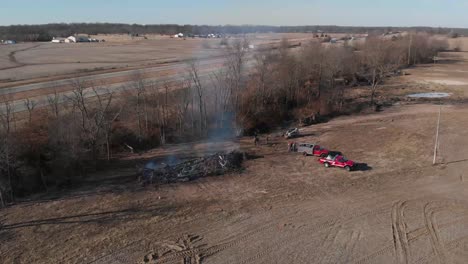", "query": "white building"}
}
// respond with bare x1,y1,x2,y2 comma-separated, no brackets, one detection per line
51,37,65,43
66,36,77,43
66,35,90,43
